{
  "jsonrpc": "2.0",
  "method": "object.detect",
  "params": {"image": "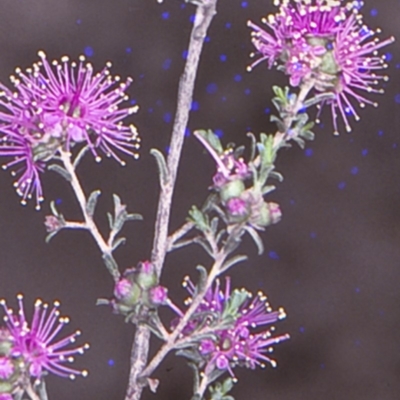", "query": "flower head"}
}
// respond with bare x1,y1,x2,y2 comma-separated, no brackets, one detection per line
170,277,289,380
0,51,140,208
0,295,89,380
248,0,394,134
